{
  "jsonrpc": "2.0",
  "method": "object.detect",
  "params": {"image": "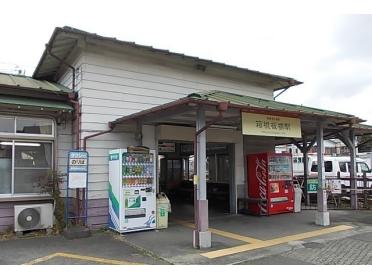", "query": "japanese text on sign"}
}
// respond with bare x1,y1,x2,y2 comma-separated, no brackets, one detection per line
68,150,89,189
242,112,301,138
